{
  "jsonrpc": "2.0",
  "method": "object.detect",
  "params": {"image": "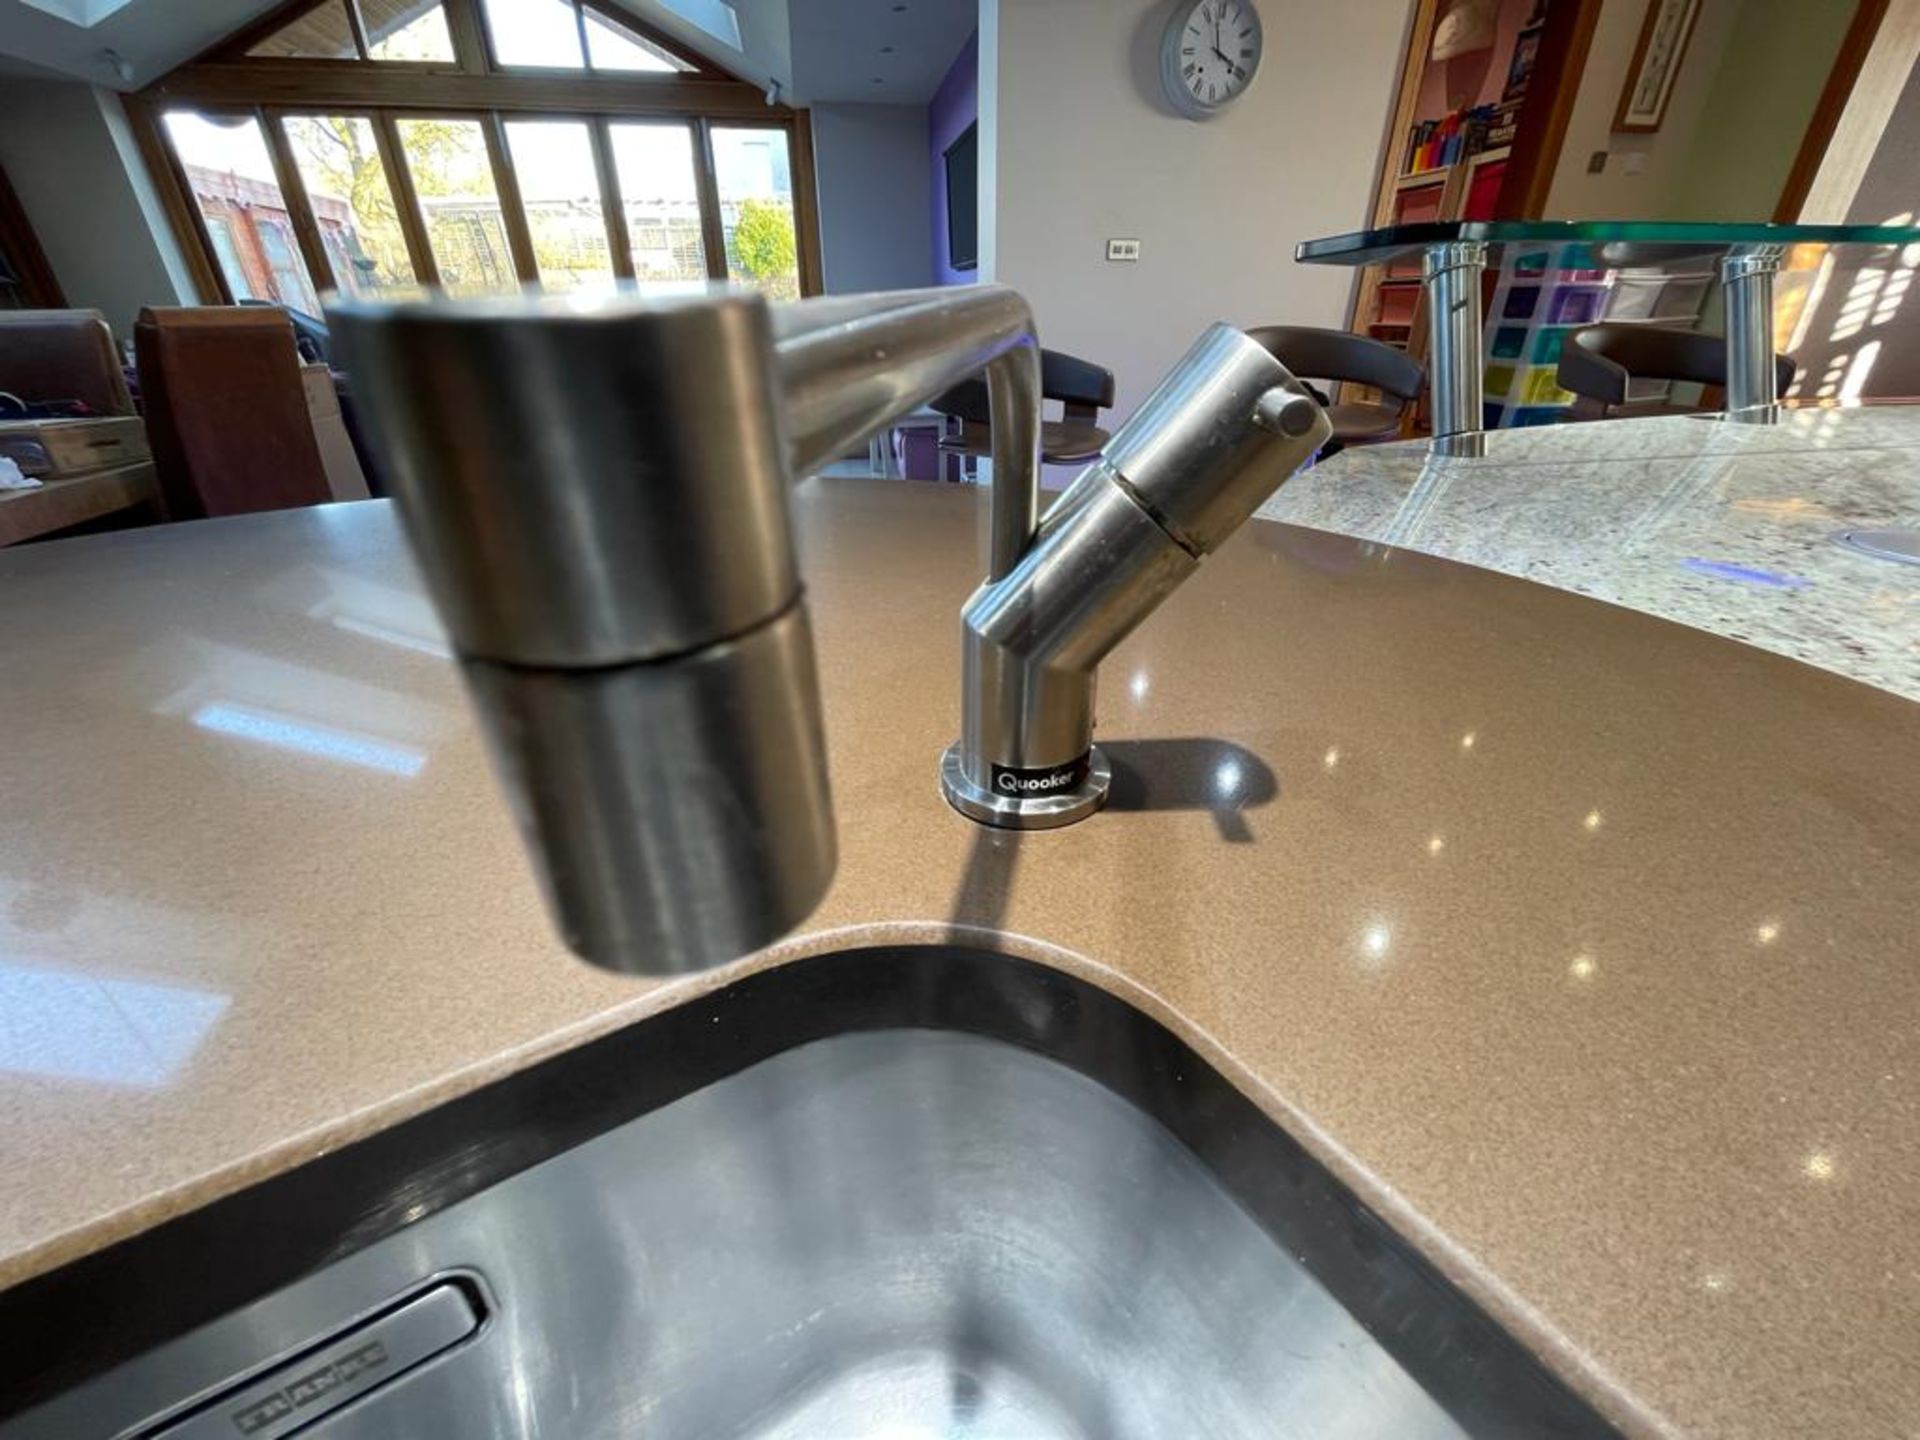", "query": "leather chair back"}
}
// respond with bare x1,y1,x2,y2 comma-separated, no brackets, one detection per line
1244,325,1425,403
135,306,332,519
1557,323,1797,410
0,309,134,416
932,348,1117,426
